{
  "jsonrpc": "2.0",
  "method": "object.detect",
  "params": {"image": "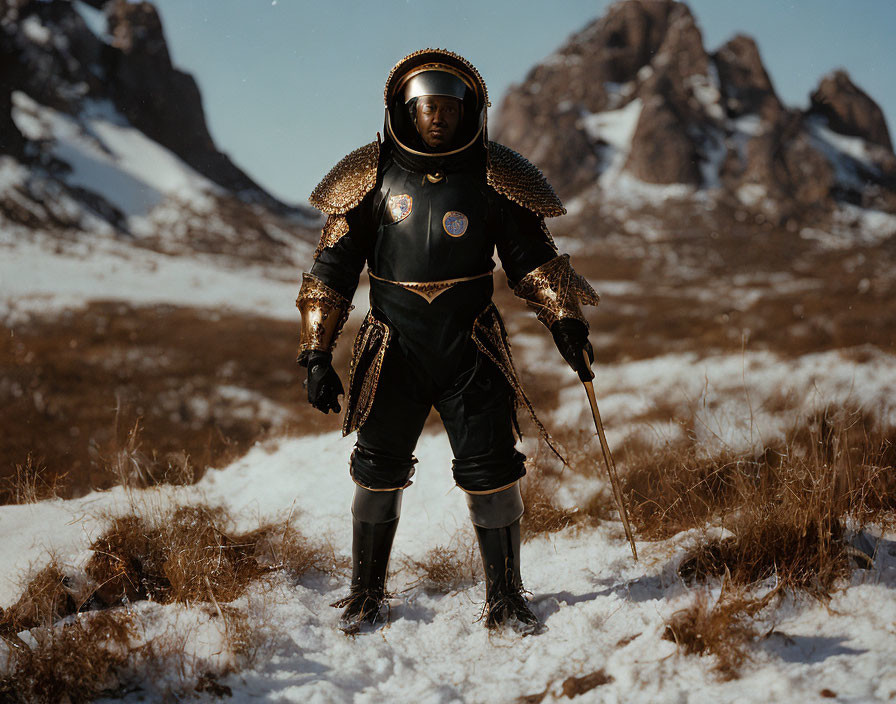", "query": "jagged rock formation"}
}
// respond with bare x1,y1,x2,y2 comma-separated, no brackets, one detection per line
712,34,782,121
493,0,896,221
809,70,892,151
0,0,317,261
